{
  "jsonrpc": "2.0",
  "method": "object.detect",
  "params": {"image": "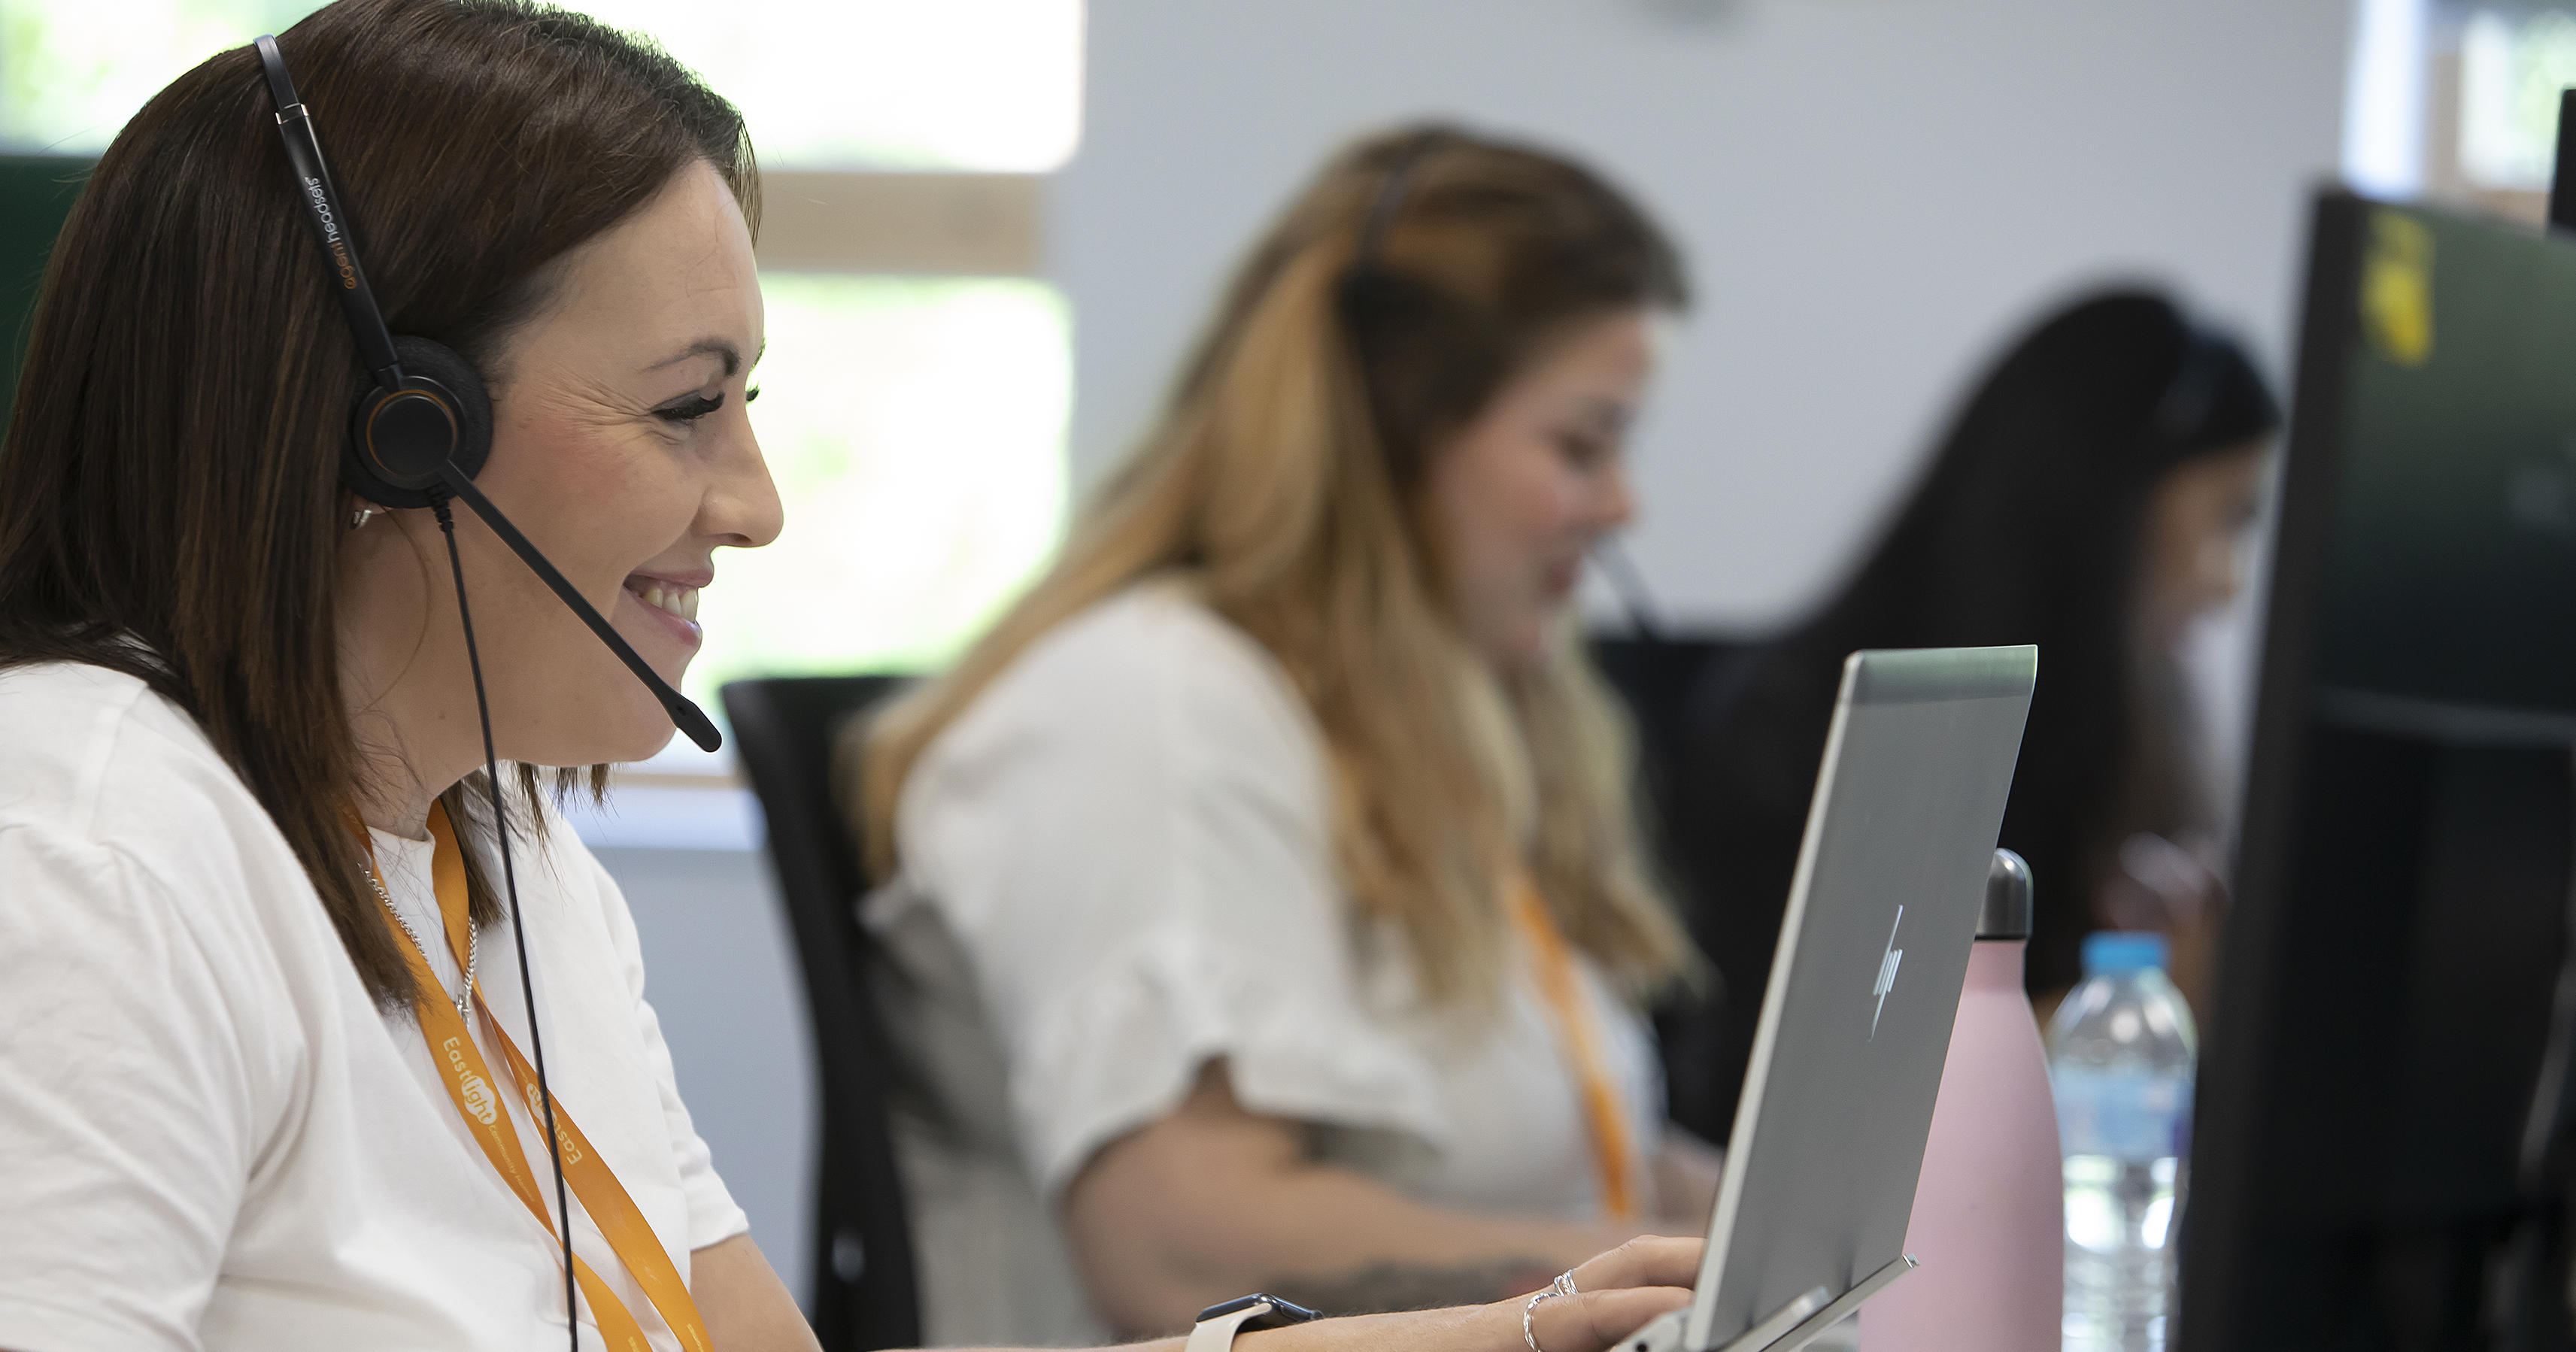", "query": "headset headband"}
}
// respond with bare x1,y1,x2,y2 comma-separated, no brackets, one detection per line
254,35,404,392
2151,325,2227,449
1354,132,1444,275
